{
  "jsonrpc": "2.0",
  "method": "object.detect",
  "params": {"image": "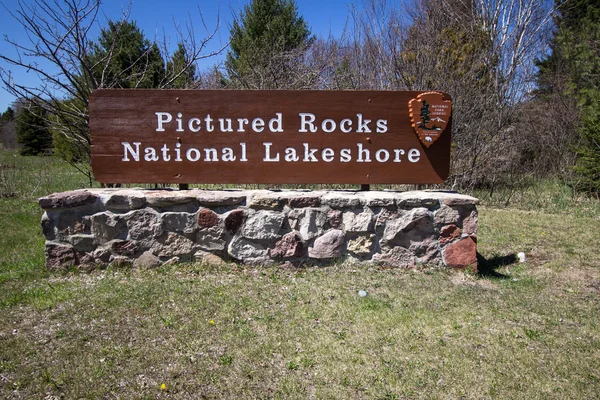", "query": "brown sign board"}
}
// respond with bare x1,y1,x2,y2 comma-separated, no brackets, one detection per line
89,90,451,184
